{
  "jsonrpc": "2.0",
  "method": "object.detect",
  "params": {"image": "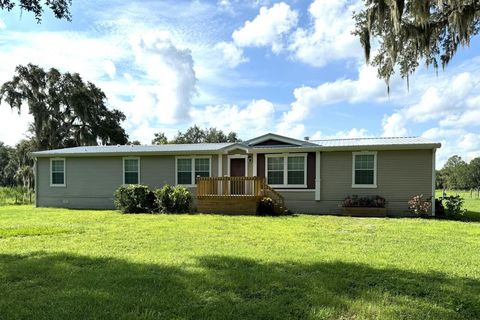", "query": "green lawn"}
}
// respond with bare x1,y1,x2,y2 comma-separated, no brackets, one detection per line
0,206,479,319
